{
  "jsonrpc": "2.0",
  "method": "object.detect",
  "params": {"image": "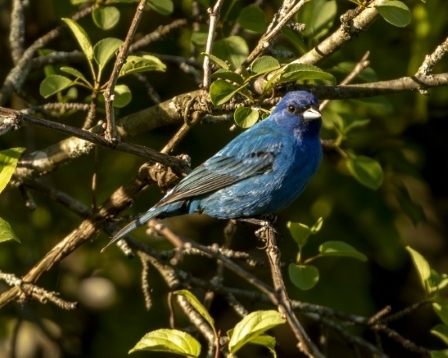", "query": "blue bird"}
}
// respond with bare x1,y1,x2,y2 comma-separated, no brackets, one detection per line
108,91,322,246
